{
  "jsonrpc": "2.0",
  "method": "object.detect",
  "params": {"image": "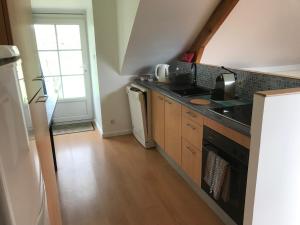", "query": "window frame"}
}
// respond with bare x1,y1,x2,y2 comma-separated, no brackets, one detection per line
33,14,91,103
